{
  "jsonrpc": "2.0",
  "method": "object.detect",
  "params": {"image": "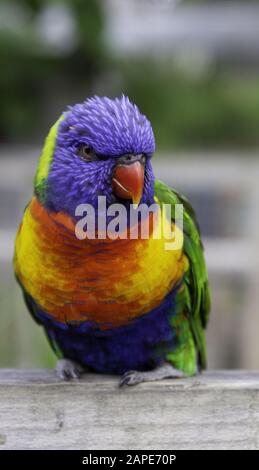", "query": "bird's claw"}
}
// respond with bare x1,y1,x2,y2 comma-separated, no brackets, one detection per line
119,363,187,387
56,359,84,380
119,370,145,387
